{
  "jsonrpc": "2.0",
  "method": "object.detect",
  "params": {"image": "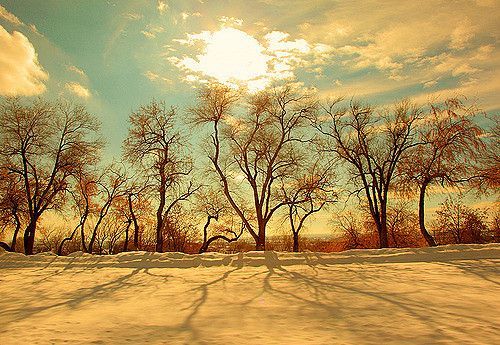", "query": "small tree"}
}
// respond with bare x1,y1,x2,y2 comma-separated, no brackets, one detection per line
433,196,488,244
283,161,337,252
0,169,25,251
386,201,424,248
58,167,98,255
196,189,244,254
86,165,128,253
